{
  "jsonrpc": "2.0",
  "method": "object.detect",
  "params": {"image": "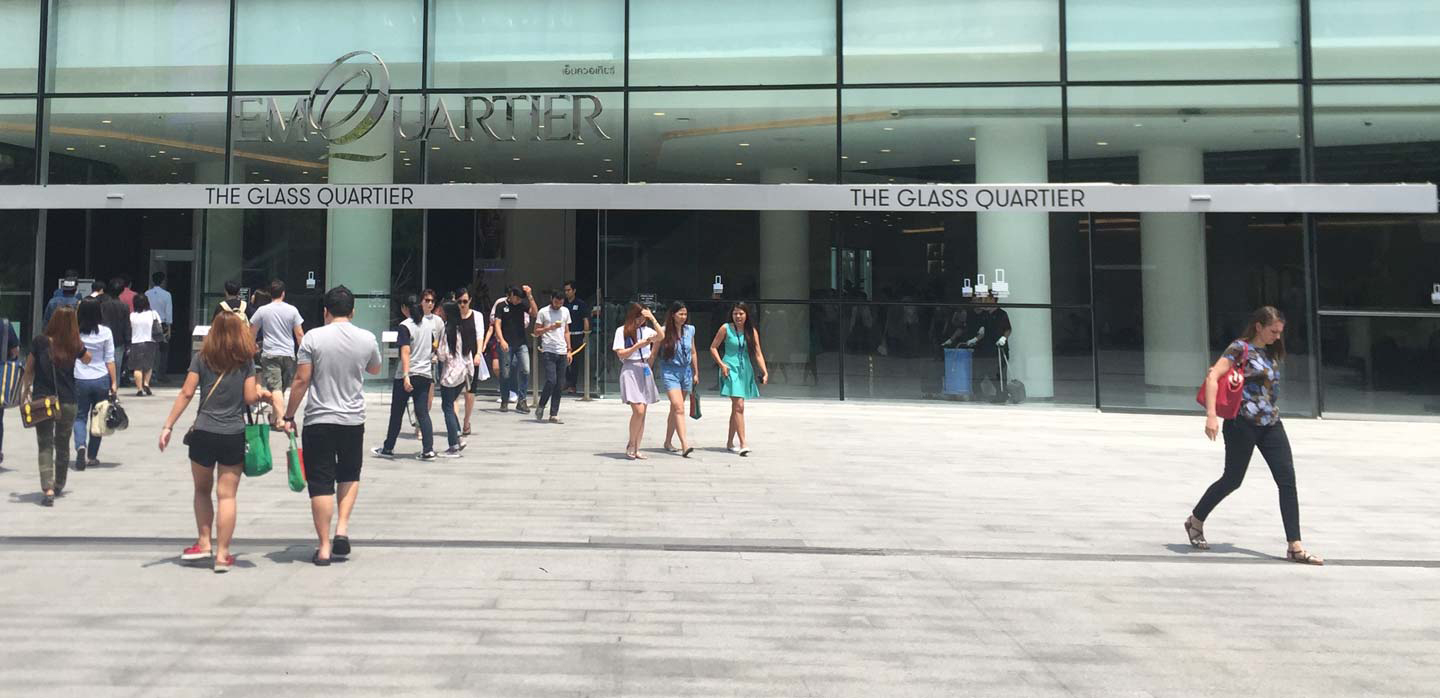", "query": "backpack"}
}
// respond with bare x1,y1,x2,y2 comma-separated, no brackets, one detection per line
219,299,249,326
